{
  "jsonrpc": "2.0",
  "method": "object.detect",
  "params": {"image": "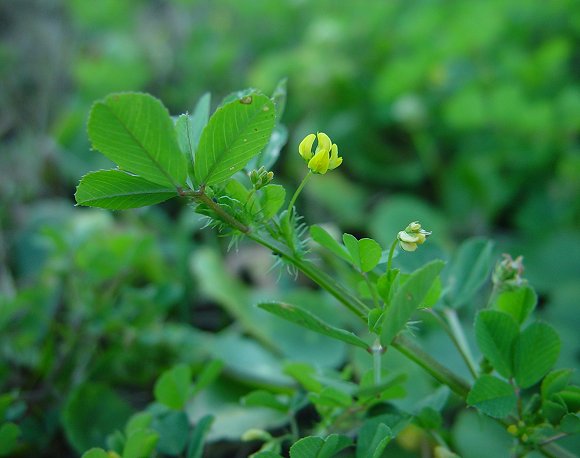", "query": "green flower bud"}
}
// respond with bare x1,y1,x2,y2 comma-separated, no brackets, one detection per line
492,254,526,291
248,166,274,190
